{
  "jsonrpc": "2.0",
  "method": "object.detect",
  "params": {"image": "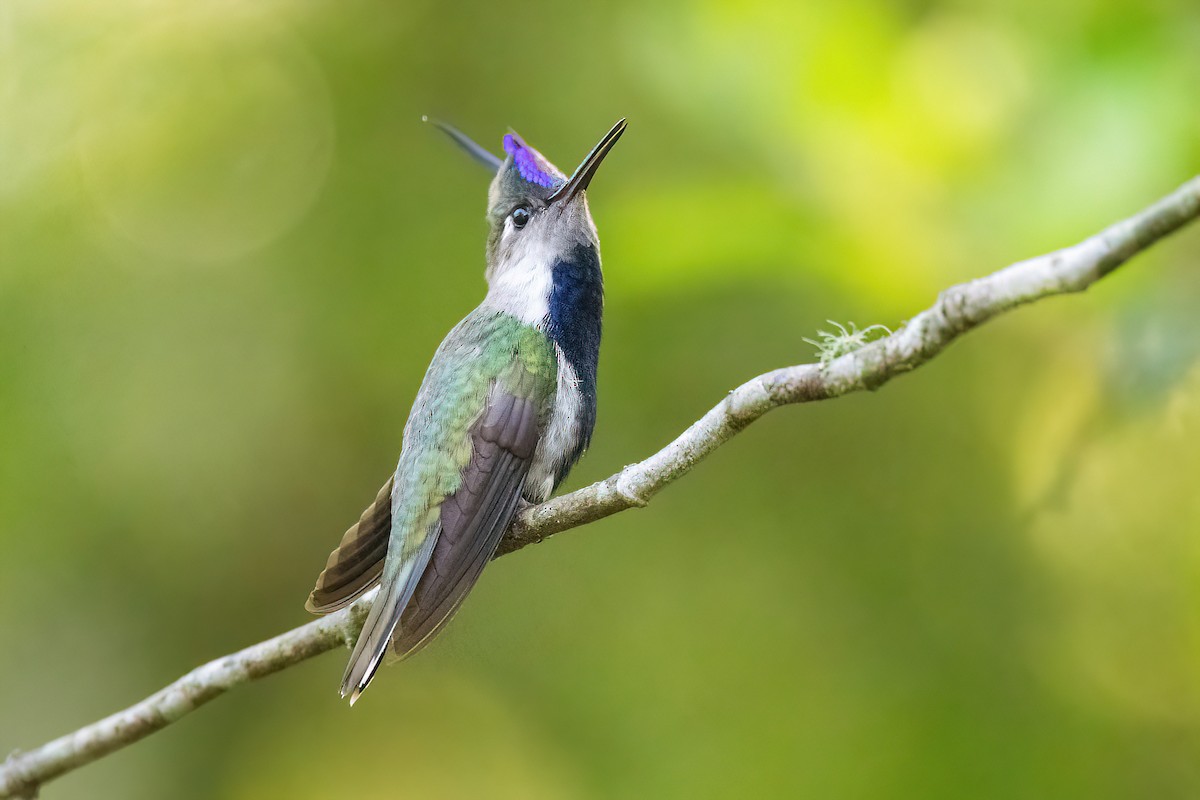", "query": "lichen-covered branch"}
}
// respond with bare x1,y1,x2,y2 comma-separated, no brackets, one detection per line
3,175,1198,799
